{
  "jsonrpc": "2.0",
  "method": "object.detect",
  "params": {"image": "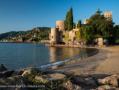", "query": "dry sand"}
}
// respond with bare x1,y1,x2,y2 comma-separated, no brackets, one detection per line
57,46,119,75
96,46,119,74
56,47,108,75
